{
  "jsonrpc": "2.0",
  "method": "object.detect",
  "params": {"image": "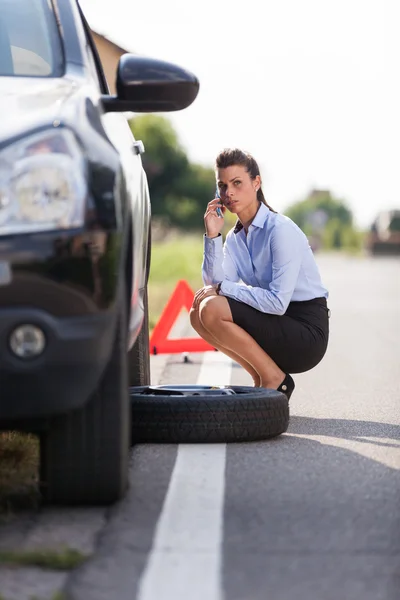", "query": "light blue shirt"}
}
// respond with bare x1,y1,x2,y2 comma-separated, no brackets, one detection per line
202,203,329,315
